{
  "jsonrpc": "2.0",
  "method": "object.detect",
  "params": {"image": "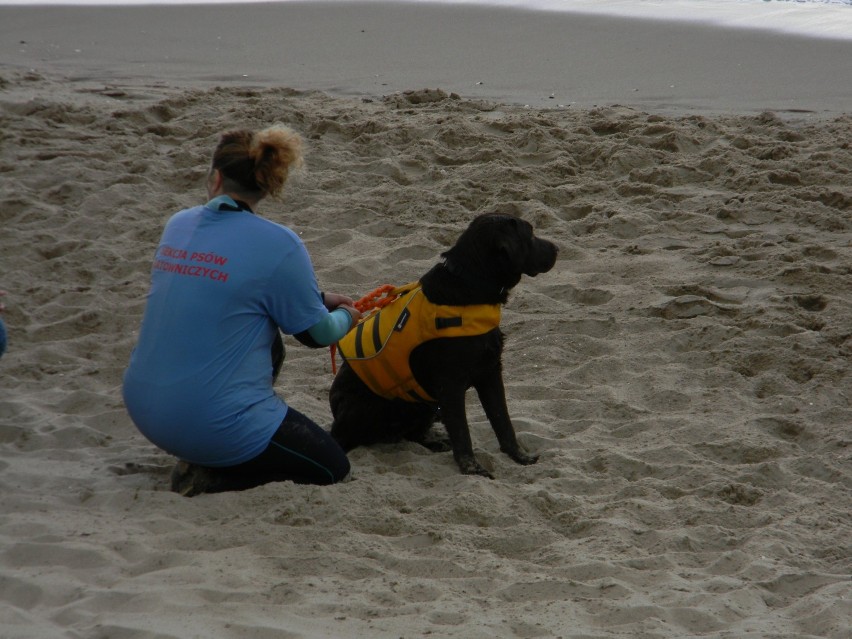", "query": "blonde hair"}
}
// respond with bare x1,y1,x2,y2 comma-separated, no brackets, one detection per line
212,125,303,199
